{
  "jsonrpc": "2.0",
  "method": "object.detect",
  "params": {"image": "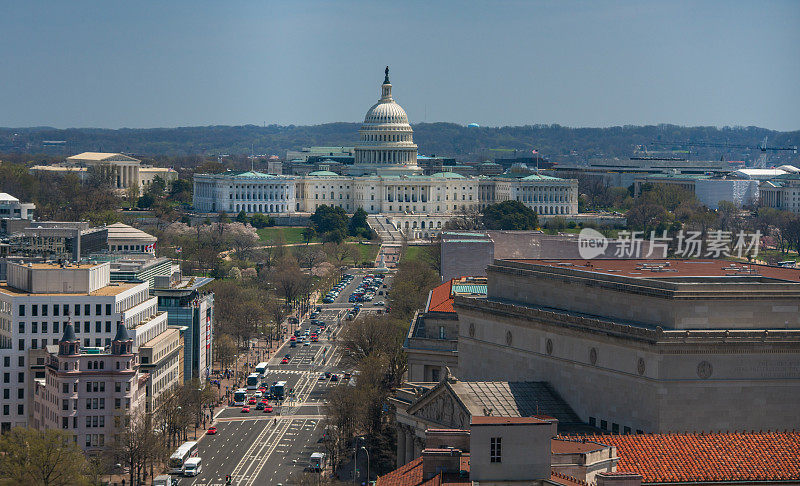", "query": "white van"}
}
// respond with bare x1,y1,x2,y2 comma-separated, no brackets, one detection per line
183,457,202,476
154,475,173,486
